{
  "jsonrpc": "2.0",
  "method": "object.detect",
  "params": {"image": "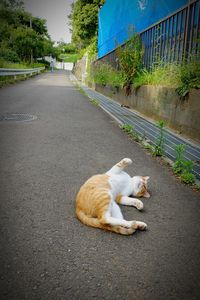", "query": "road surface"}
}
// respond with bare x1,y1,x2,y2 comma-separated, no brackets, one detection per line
0,71,200,300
